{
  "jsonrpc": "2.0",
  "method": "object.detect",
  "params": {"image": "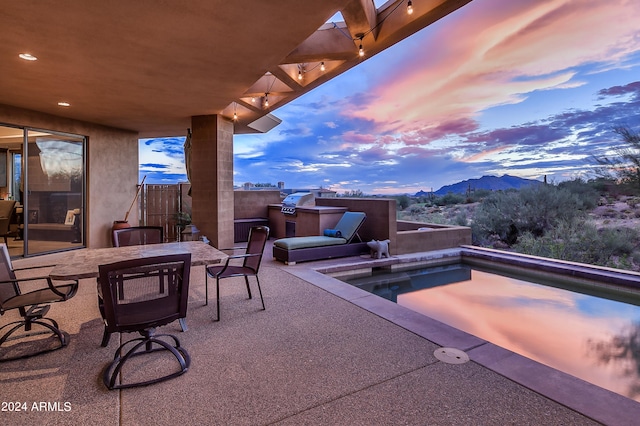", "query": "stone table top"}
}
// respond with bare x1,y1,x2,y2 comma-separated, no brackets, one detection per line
49,241,227,280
